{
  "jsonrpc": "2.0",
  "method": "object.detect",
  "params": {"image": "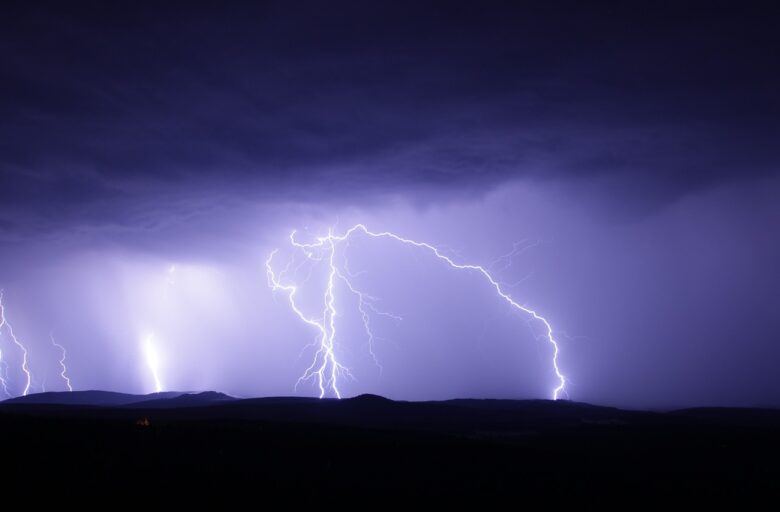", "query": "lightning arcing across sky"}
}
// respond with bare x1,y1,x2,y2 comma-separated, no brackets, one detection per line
266,224,567,400
50,333,73,392
0,291,32,396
